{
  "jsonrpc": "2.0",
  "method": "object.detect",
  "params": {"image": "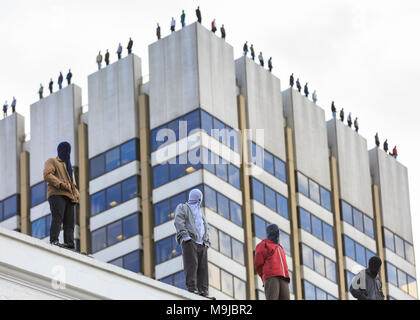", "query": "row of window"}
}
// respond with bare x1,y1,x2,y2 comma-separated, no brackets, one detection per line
386,262,418,298
303,280,337,300
151,109,239,153
31,213,52,239
202,148,241,189
0,194,18,222
250,141,287,183
253,214,291,256
383,228,415,265
341,200,374,239
109,250,141,274
31,181,47,208
301,243,337,283
91,213,140,253
299,207,335,247
343,235,376,268
297,172,331,211
90,176,139,217
251,177,289,219
155,234,182,265
208,262,246,299
90,139,139,180
208,225,245,265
